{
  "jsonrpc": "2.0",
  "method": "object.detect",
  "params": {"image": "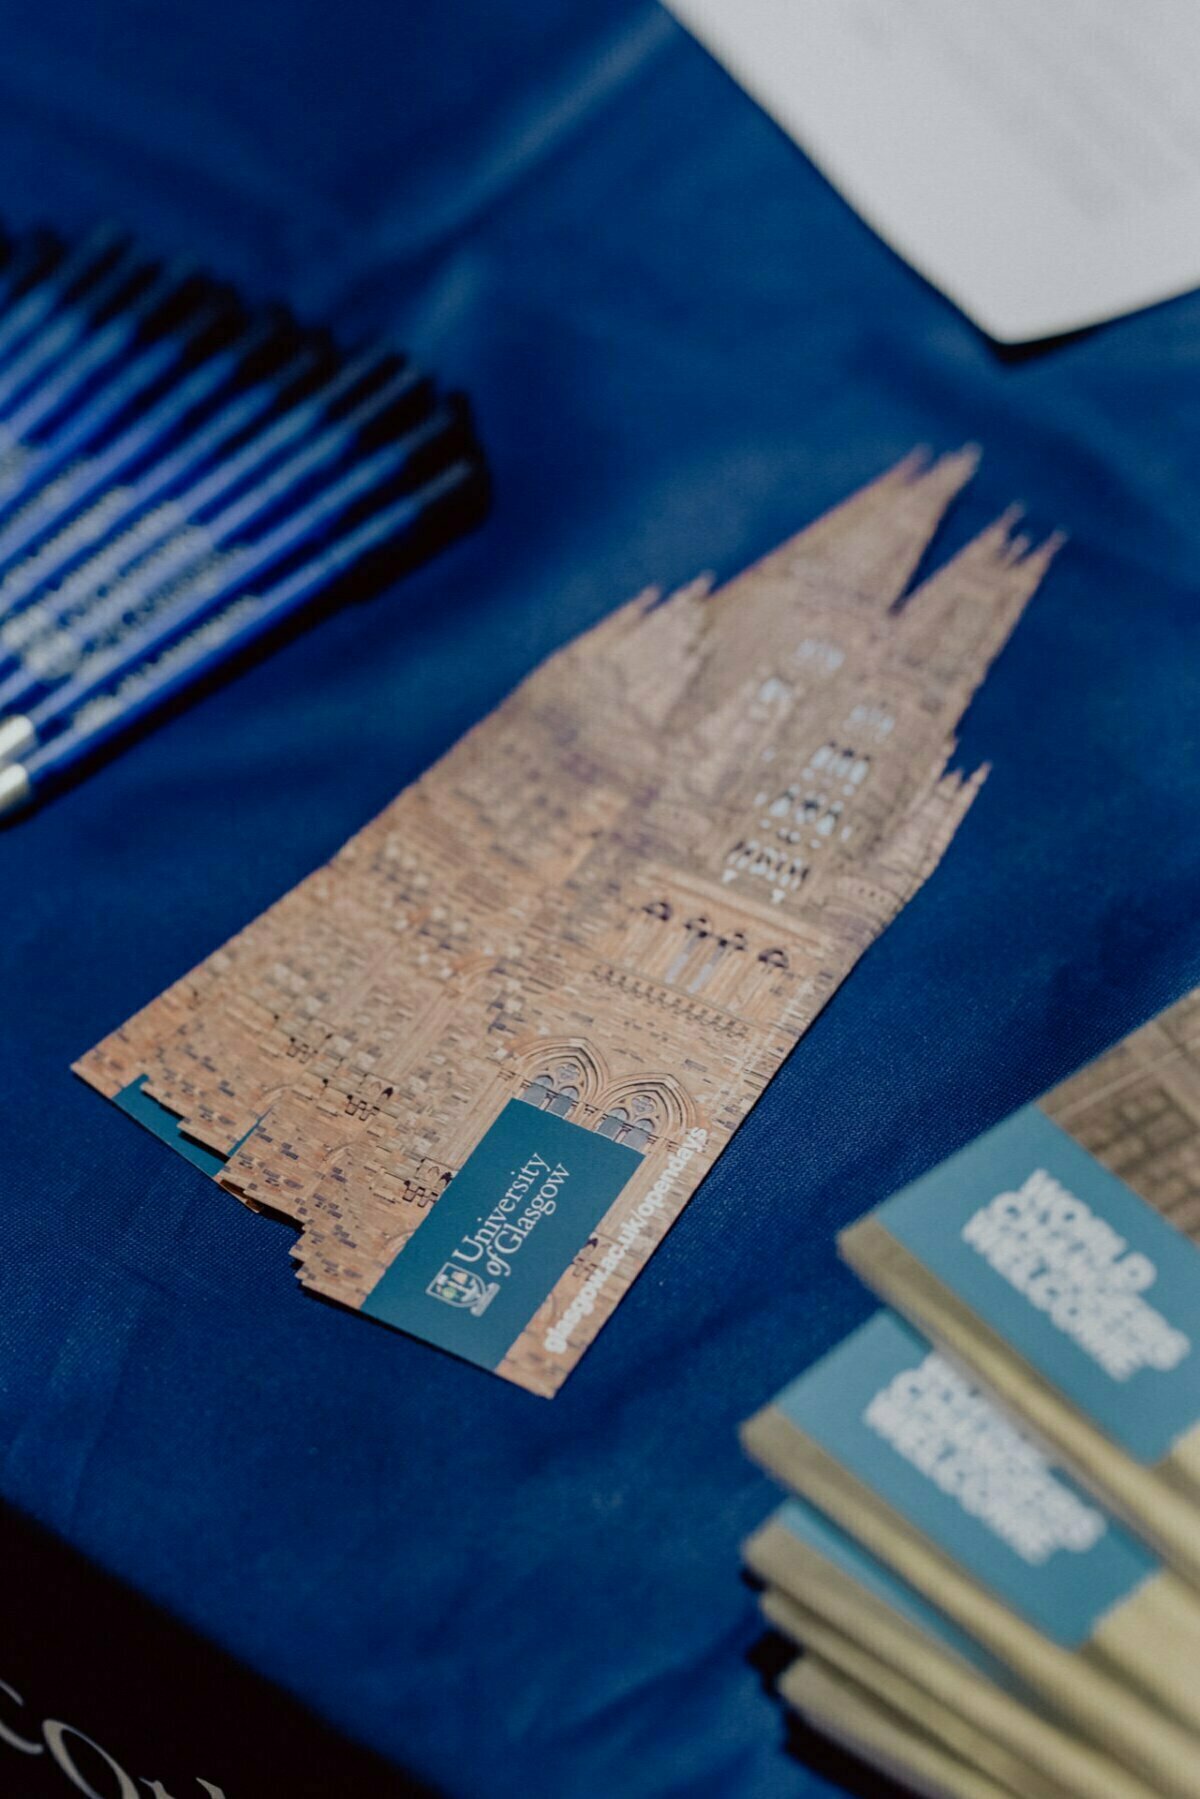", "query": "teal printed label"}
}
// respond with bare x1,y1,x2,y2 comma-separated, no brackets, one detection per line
874,1105,1200,1462
361,1100,641,1370
115,1075,230,1177
772,1498,1013,1687
774,1312,1158,1648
